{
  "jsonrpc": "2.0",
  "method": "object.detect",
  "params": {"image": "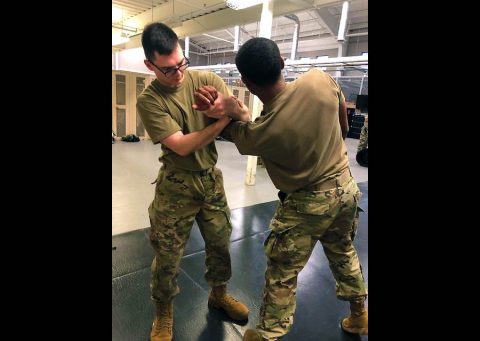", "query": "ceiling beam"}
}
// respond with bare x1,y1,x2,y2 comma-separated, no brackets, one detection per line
314,7,338,36
125,0,315,49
